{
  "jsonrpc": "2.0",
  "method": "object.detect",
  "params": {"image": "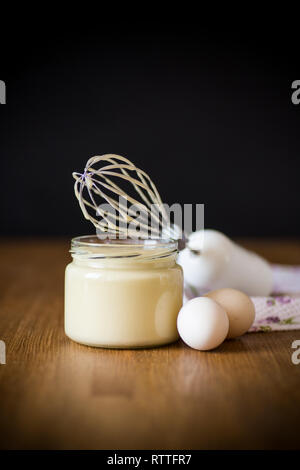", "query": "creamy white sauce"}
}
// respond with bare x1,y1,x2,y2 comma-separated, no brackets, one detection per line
65,248,183,348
